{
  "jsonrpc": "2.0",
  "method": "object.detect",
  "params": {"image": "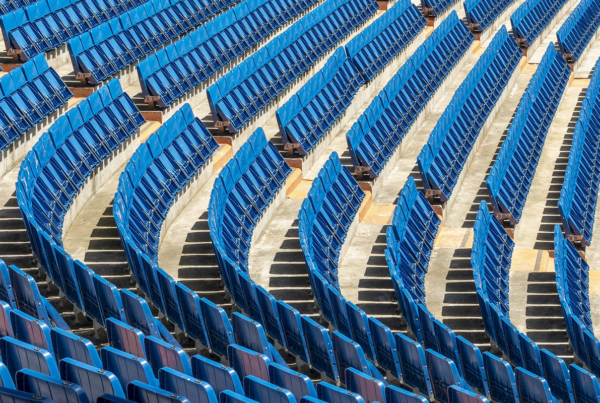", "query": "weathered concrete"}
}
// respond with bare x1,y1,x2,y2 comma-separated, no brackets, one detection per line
477,0,526,47
514,87,582,250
